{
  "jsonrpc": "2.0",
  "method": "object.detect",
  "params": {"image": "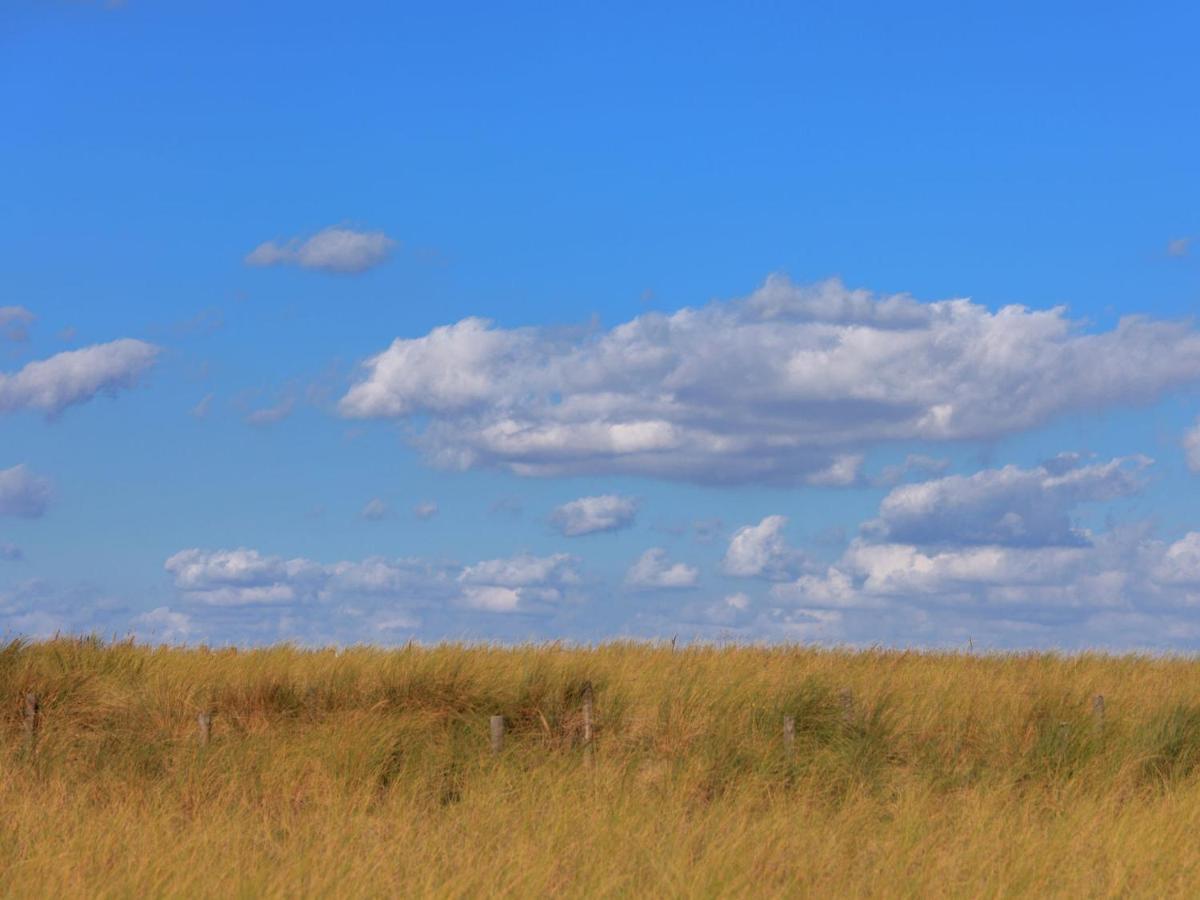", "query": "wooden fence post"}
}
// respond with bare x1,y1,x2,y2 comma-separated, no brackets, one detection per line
1092,694,1105,734
23,692,40,752
783,714,796,753
490,715,505,755
198,711,213,746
